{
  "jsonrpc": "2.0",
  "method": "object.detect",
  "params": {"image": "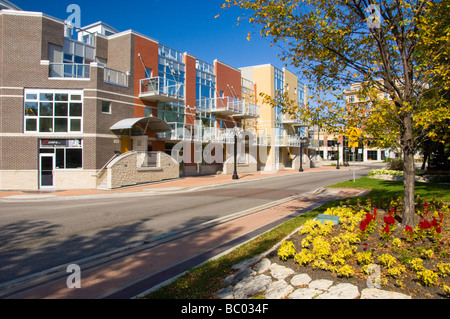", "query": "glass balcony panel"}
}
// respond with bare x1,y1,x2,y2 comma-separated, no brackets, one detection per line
140,77,184,102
